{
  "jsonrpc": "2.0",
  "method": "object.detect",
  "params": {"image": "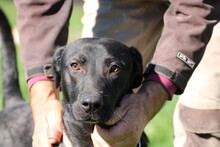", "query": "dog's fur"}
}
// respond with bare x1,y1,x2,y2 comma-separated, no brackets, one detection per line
0,8,34,147
0,8,148,147
53,38,147,147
